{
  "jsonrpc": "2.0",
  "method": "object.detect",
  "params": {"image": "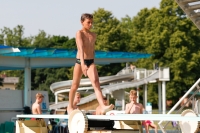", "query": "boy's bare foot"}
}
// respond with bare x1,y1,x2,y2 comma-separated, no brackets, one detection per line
100,104,114,115
67,107,74,115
